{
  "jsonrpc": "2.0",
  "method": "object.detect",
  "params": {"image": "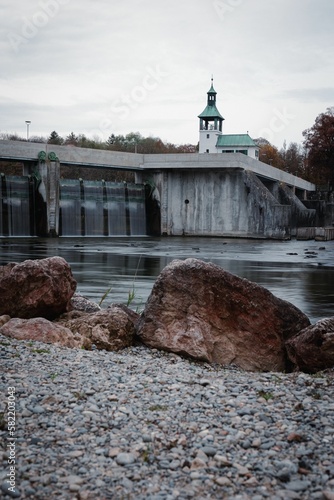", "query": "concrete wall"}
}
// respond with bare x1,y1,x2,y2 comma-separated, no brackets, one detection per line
141,152,316,192
140,169,293,239
37,159,60,236
277,183,316,235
